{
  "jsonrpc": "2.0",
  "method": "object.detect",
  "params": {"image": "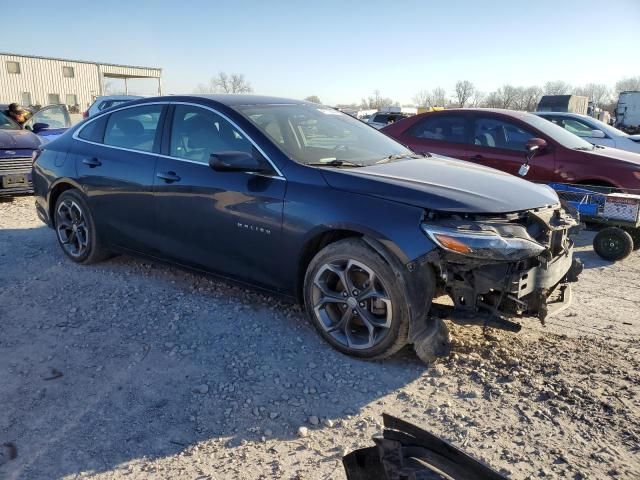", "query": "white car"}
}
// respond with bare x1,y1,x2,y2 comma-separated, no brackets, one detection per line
83,95,143,118
367,112,411,129
535,112,640,154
